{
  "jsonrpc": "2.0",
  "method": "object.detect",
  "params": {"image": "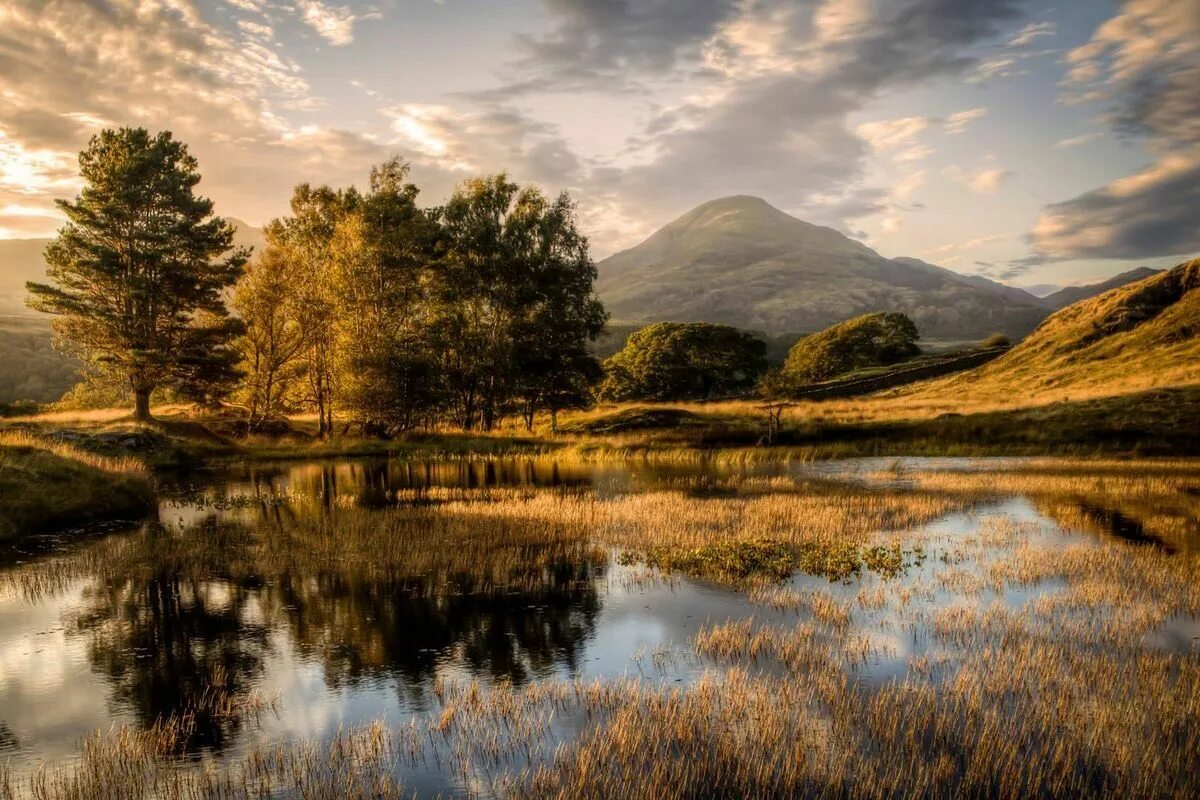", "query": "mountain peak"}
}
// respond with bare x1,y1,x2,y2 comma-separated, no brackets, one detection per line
670,195,810,230
596,194,1048,339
